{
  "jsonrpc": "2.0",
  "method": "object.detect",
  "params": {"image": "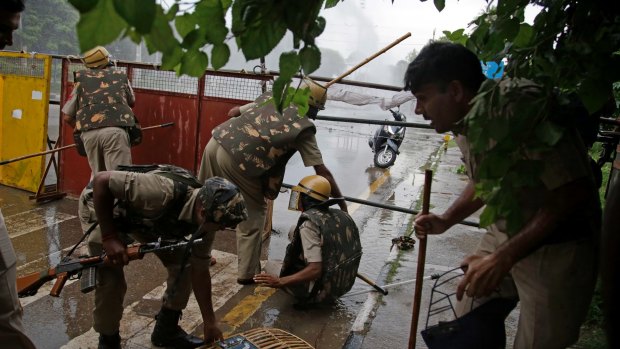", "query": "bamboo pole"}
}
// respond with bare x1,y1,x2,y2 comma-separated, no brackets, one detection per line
356,272,388,295
408,169,433,349
0,122,174,166
325,32,412,88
